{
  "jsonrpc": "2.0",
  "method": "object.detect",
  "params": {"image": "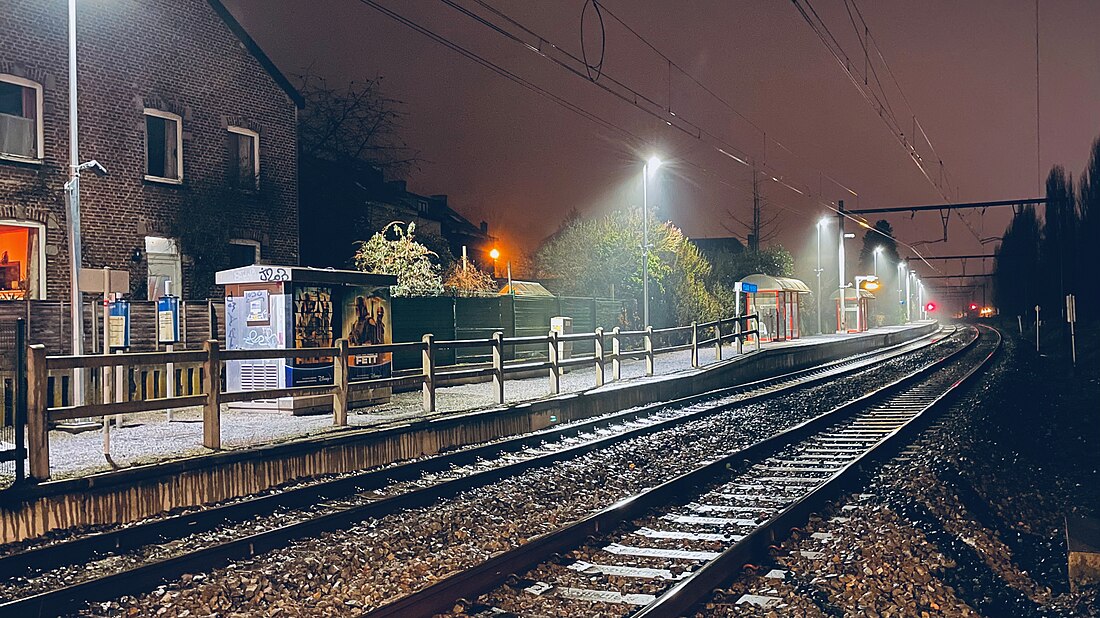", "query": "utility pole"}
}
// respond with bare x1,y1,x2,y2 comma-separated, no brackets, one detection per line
837,200,846,333
750,167,761,252
66,0,85,405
